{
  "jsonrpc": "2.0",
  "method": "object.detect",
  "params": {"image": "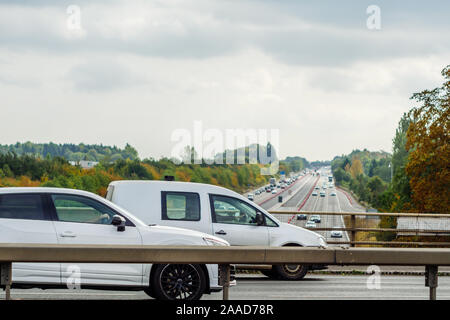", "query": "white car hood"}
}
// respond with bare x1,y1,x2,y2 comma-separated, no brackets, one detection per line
278,222,326,247
138,224,229,245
